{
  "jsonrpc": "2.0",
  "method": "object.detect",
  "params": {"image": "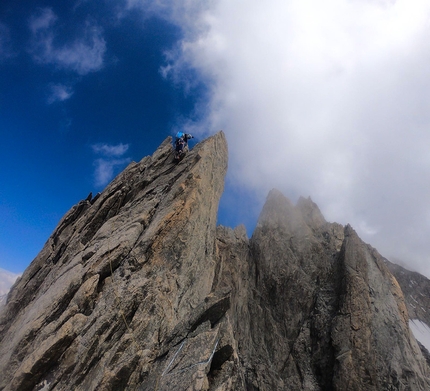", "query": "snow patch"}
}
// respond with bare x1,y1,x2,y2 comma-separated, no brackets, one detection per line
35,379,51,391
410,319,430,353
